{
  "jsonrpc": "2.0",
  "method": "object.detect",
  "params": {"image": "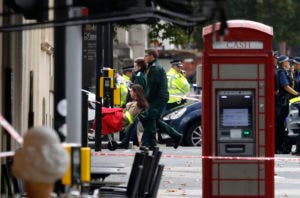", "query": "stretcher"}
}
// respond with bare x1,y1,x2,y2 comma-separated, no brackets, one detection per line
91,107,142,150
